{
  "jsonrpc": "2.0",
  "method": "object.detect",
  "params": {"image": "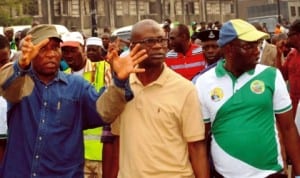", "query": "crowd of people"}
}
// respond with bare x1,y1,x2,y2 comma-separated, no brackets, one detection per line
0,17,300,178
